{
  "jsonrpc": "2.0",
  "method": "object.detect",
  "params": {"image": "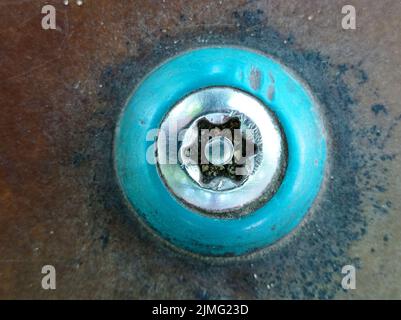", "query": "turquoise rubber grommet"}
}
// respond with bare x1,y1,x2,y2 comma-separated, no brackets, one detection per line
114,47,327,256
